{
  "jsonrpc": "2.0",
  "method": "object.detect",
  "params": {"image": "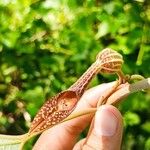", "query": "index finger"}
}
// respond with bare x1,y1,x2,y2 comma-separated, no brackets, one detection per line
33,82,117,150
